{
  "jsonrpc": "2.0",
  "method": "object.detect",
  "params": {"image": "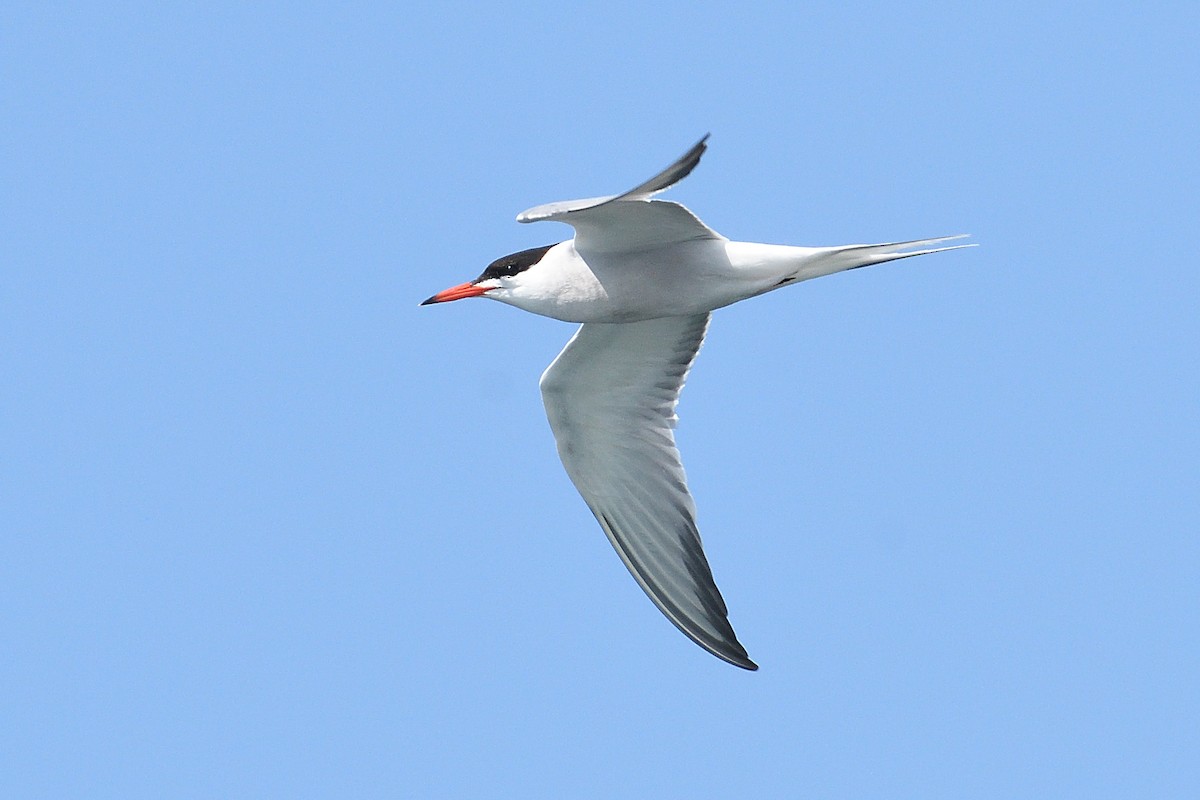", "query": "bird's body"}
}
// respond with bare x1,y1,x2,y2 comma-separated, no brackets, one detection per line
422,136,972,670
493,237,965,323
489,239,784,322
